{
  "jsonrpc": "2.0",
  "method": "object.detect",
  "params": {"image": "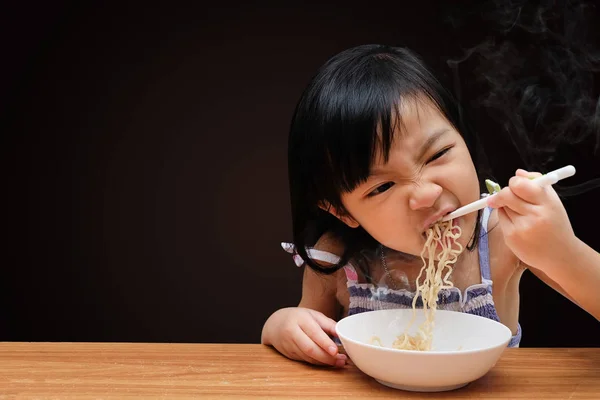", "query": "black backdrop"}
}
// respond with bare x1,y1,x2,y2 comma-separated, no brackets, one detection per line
2,1,598,346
